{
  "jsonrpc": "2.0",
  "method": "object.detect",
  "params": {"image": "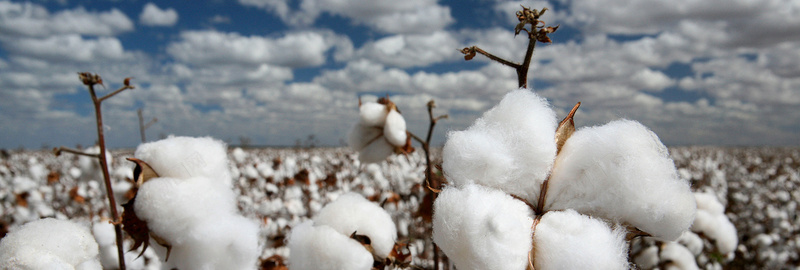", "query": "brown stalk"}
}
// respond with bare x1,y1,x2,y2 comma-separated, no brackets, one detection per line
137,108,158,143
459,6,557,88
80,73,134,270
53,146,100,158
